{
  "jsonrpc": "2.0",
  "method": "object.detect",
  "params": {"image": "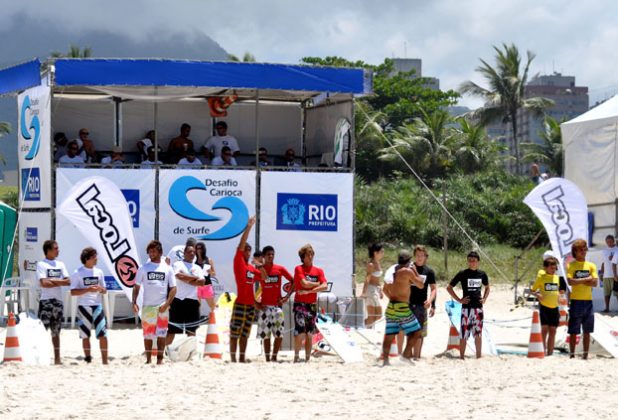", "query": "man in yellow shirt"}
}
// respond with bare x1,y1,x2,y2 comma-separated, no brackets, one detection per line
566,239,599,359
531,256,566,356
